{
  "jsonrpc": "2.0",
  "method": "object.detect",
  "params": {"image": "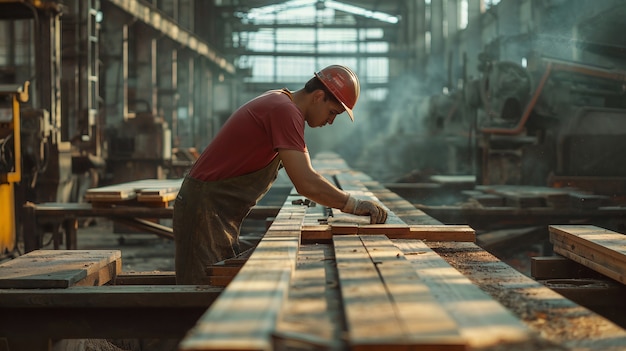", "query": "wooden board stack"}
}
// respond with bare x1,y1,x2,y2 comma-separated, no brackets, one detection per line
0,250,121,288
84,178,183,207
